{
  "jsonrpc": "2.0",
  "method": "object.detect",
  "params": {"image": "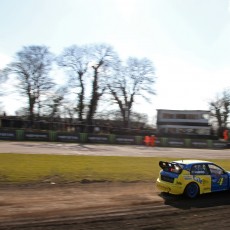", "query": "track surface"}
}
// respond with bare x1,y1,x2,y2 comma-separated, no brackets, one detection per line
1,141,230,229
1,141,230,159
